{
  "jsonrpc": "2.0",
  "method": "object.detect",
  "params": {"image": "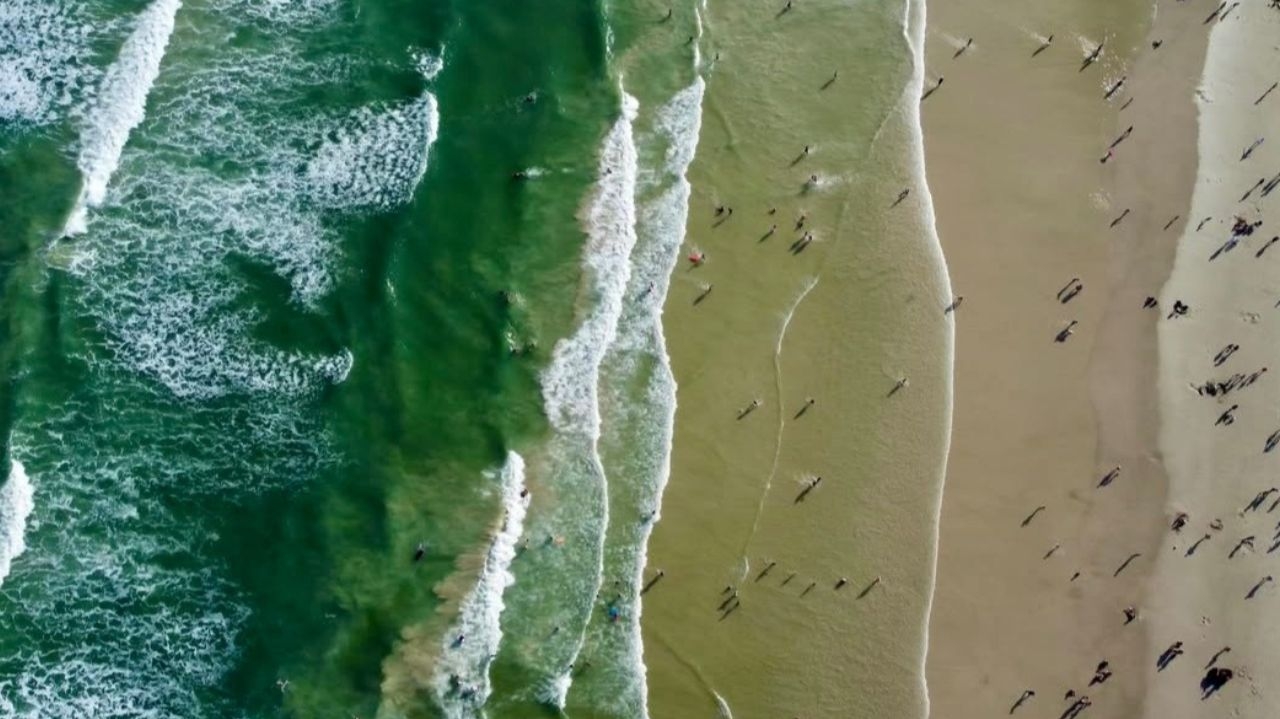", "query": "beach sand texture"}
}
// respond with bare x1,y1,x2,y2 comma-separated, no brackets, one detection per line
643,0,953,717
924,0,1280,716
1147,1,1280,716
920,0,1217,717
